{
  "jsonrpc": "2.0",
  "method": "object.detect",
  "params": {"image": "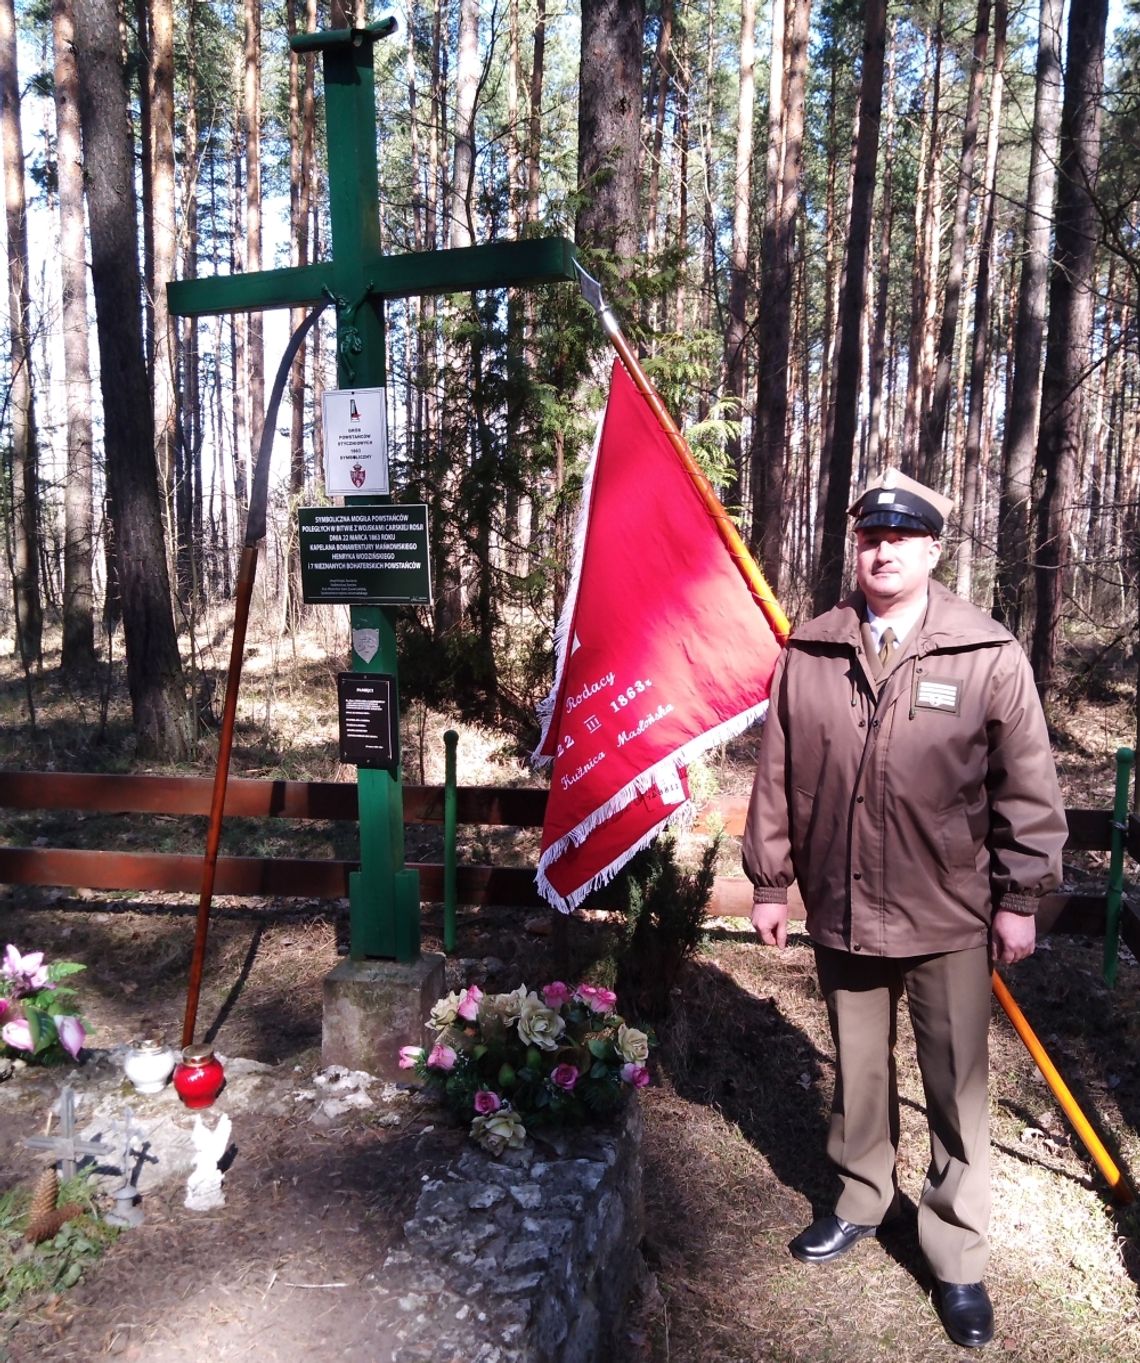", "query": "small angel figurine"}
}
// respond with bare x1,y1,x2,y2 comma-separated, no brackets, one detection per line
184,1111,232,1211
